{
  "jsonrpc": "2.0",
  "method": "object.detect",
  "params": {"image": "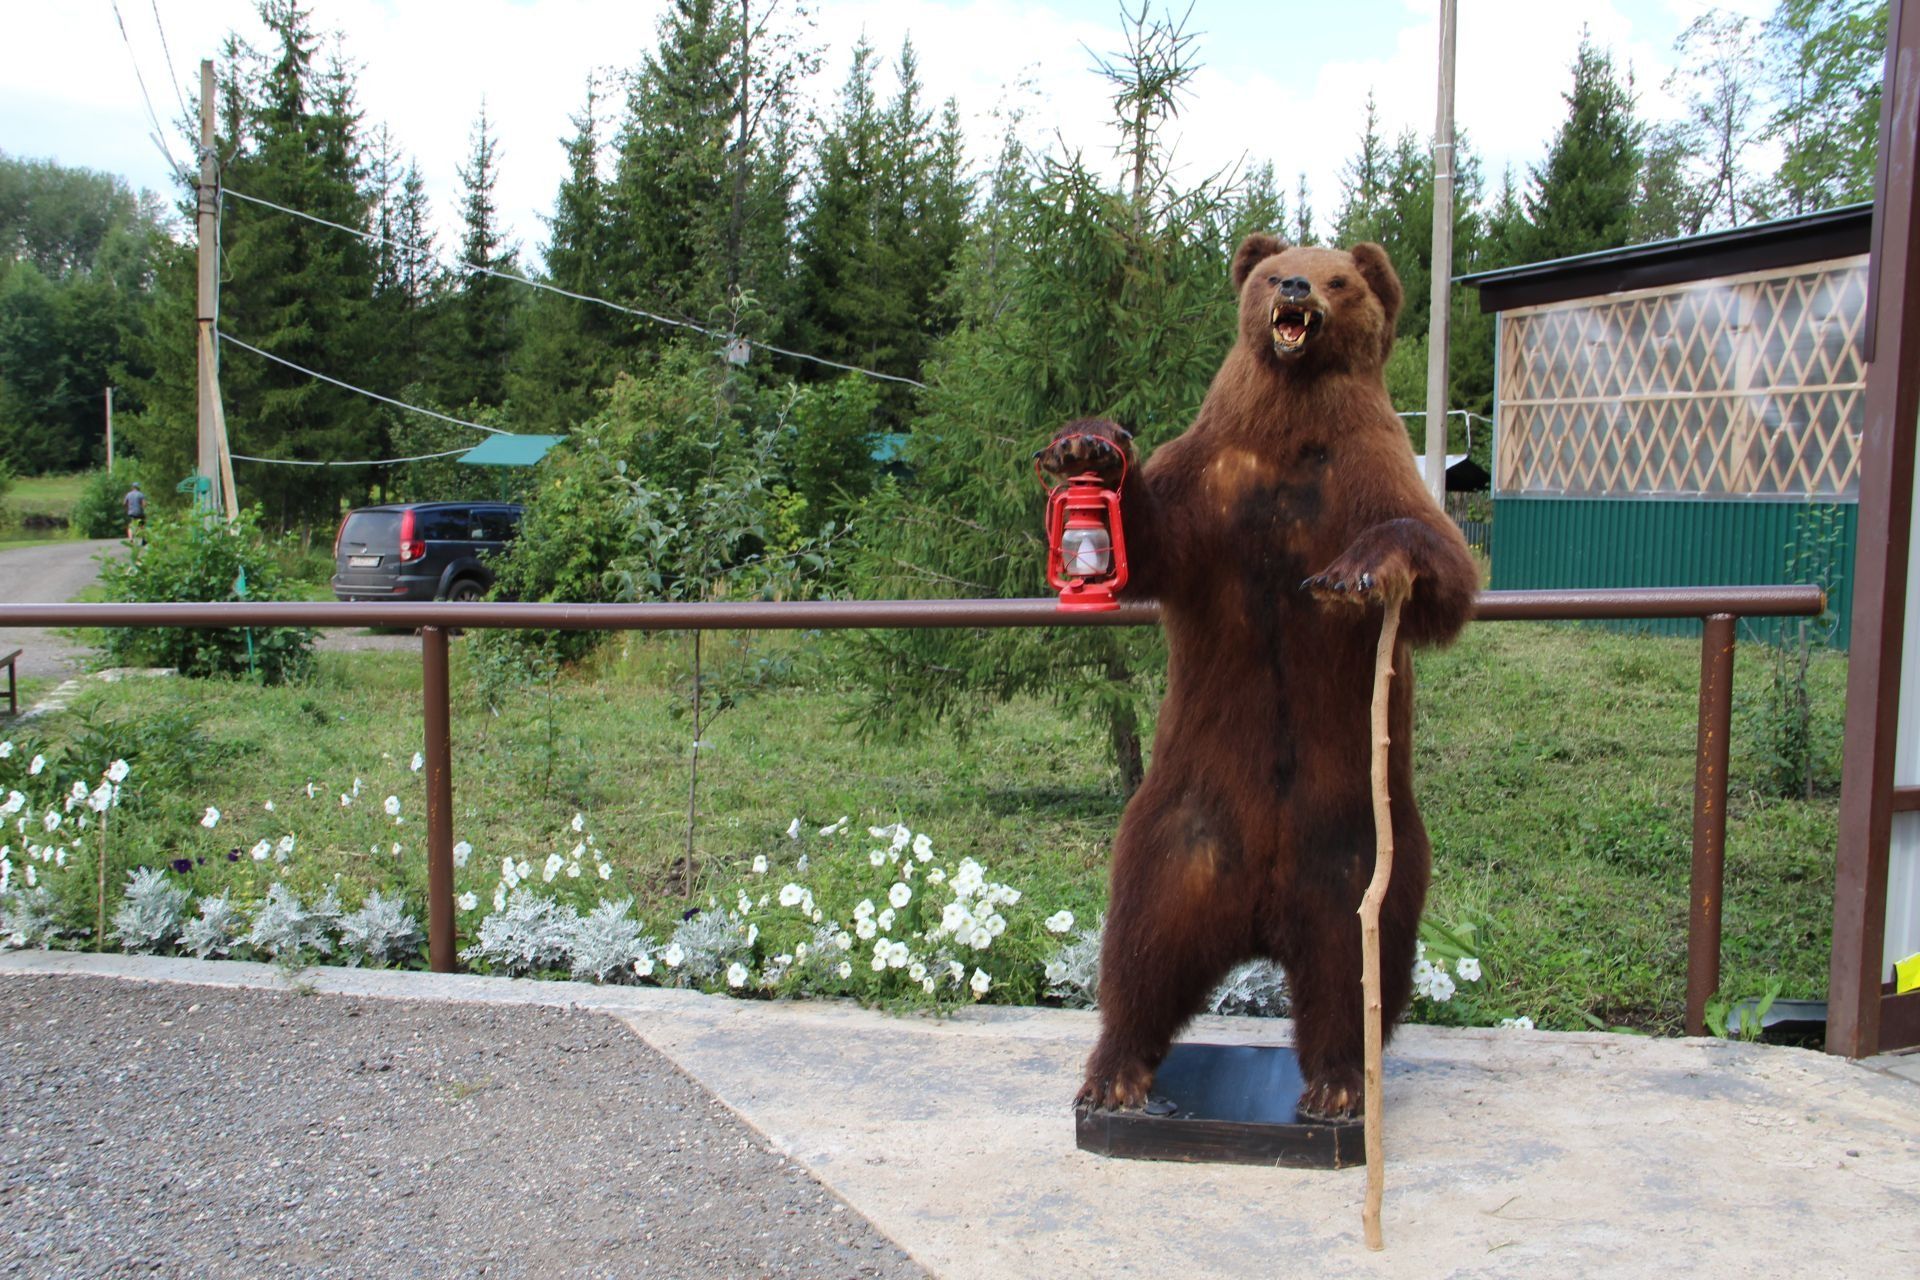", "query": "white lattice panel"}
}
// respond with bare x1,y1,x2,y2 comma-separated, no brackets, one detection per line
1496,256,1867,498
